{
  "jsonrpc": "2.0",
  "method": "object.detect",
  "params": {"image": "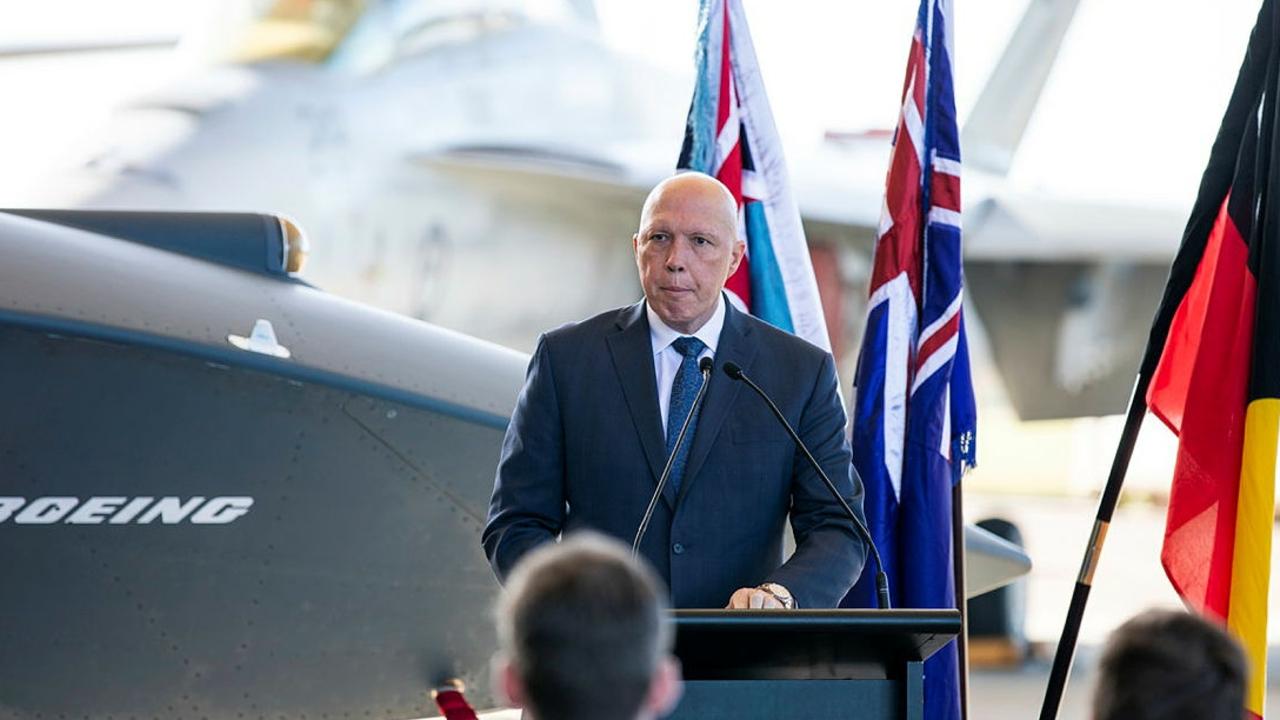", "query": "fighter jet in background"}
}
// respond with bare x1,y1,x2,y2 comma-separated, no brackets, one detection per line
8,0,1187,420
